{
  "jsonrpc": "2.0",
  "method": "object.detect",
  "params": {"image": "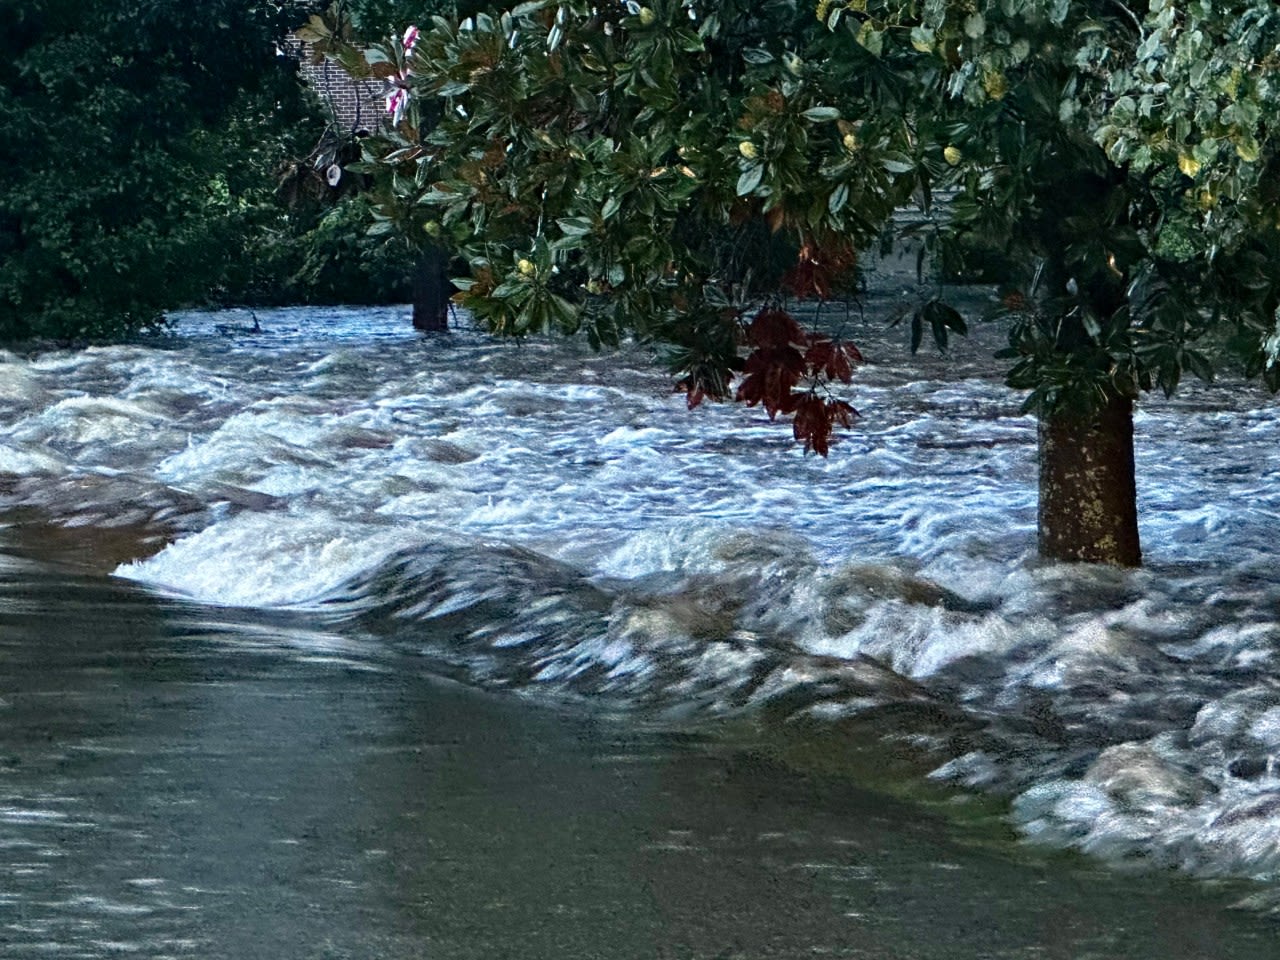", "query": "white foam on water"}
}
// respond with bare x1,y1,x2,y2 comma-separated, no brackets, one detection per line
0,443,66,475
0,354,51,409
14,395,173,447
117,511,433,607
8,307,1280,887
